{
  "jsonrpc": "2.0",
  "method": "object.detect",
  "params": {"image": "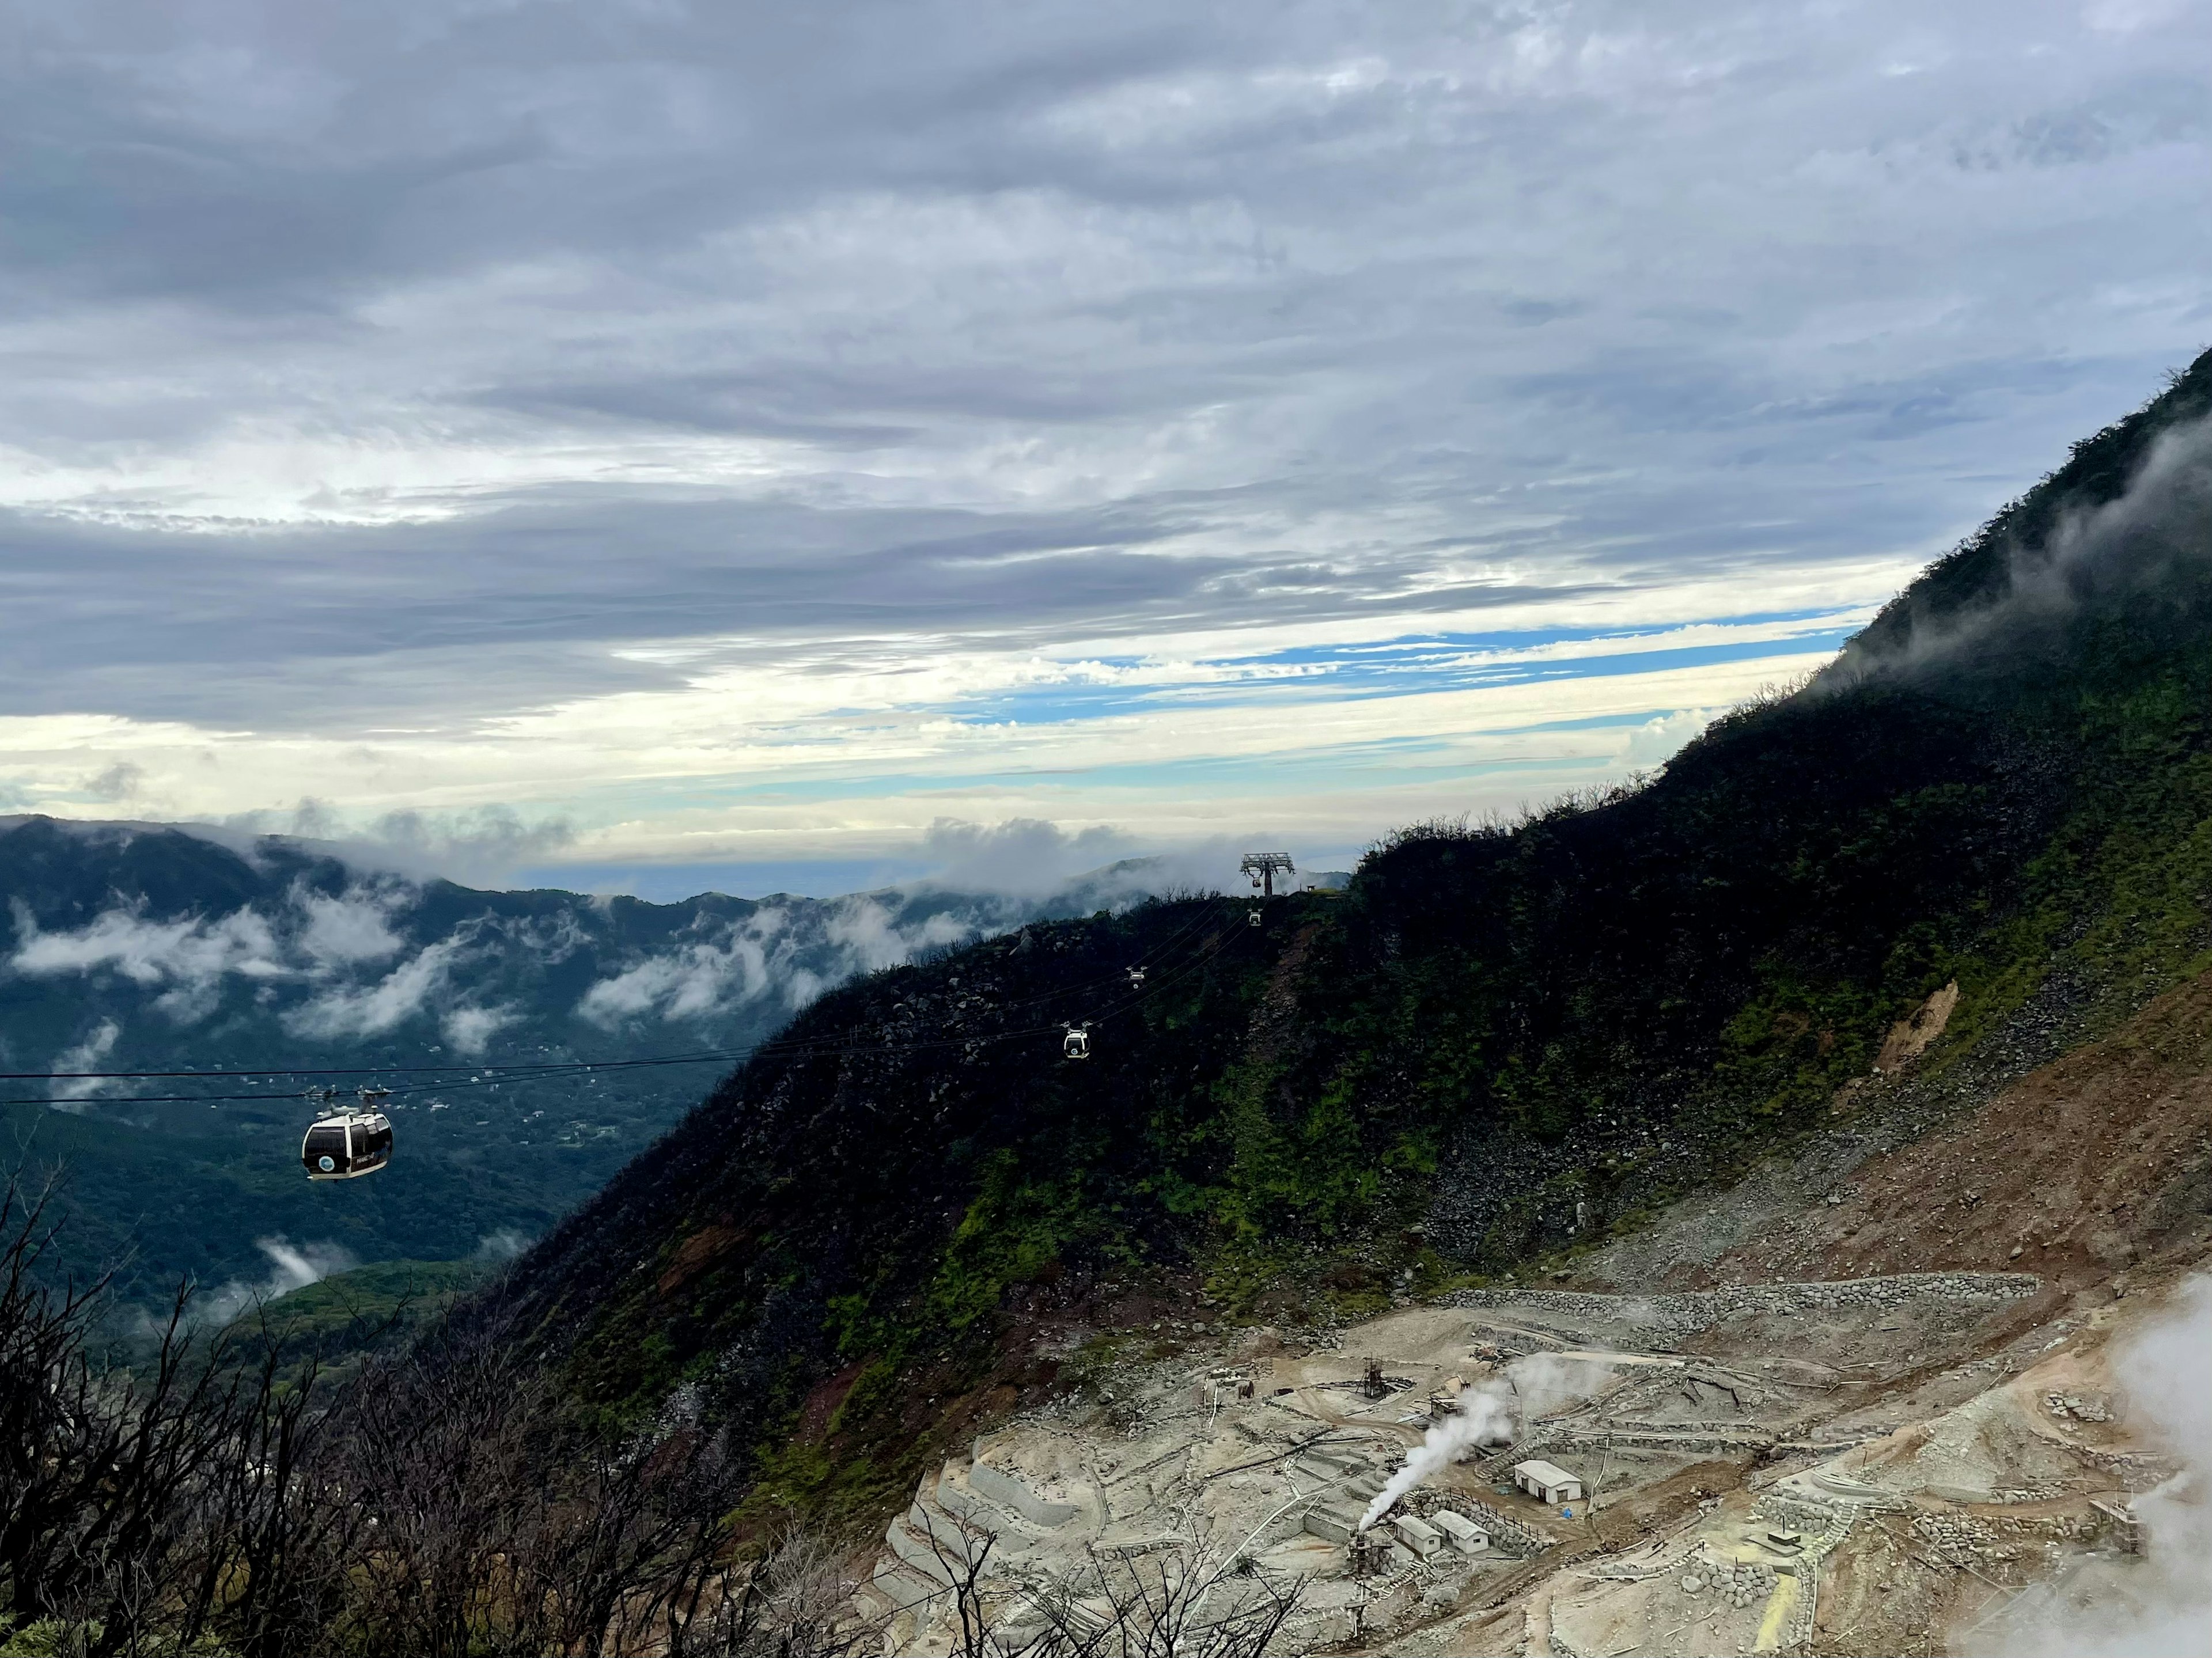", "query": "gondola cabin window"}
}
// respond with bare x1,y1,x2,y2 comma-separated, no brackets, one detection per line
304,1124,348,1176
